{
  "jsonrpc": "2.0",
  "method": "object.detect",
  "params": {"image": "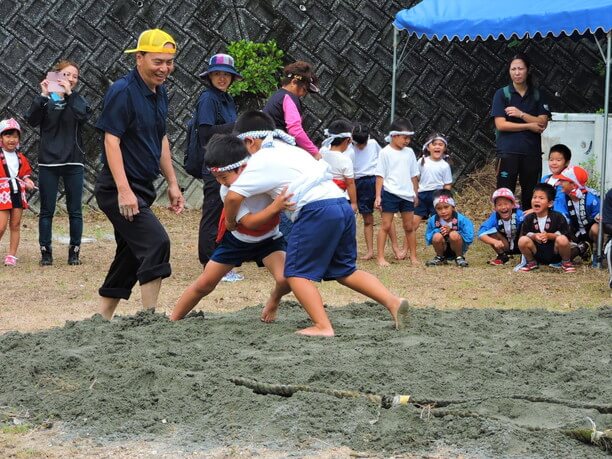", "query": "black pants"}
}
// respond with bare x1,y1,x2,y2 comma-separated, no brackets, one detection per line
496,154,542,210
198,172,223,265
94,168,171,300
